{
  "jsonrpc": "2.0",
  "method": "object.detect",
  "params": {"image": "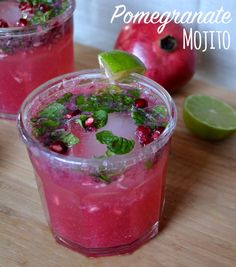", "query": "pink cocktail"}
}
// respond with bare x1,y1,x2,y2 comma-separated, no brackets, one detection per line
18,70,177,256
0,0,75,119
